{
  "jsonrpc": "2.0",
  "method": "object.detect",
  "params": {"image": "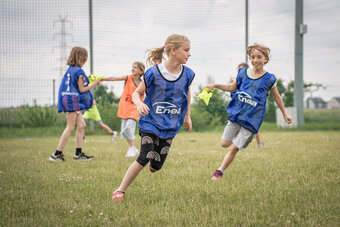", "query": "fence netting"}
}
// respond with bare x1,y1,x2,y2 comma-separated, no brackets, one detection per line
1,0,301,127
